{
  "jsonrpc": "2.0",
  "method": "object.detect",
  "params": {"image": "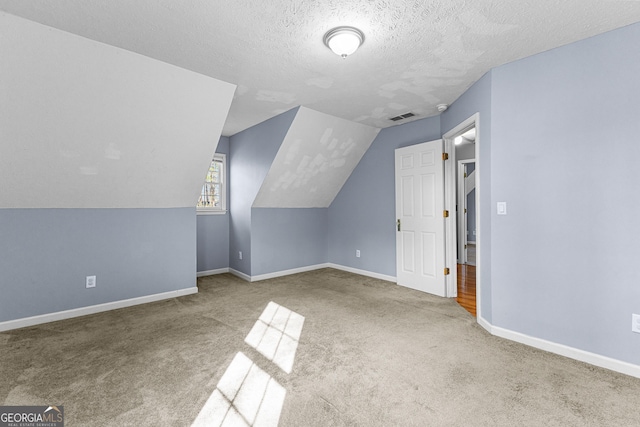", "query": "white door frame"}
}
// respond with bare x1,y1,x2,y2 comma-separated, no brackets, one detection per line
443,113,480,319
443,138,457,297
